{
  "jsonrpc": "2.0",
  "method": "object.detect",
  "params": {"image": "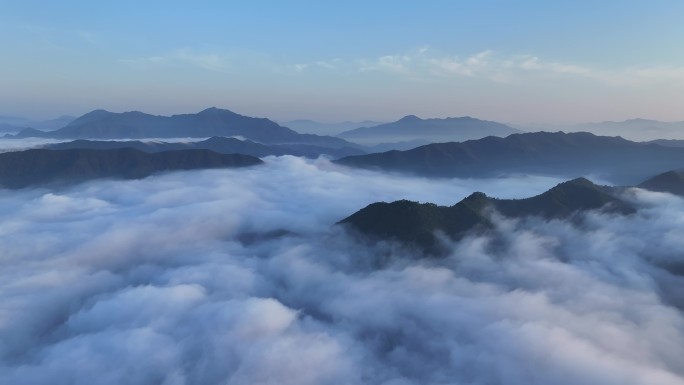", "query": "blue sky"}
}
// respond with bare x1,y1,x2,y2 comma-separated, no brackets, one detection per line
1,0,683,123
